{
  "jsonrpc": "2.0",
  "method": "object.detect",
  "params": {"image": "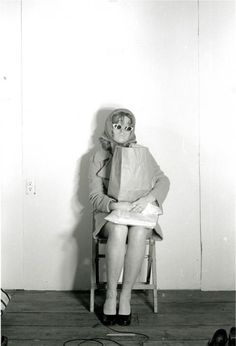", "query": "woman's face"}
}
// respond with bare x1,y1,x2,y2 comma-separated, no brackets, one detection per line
112,115,133,144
